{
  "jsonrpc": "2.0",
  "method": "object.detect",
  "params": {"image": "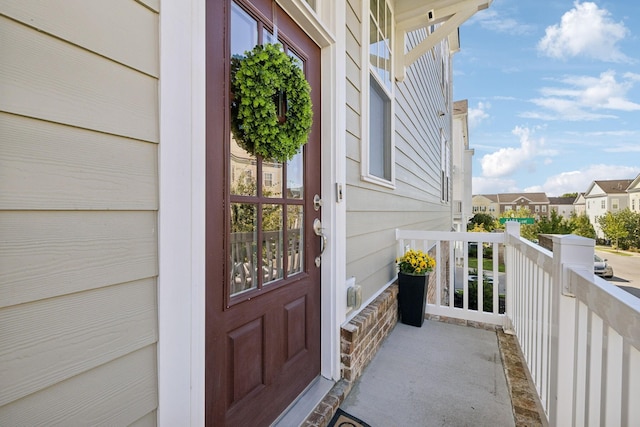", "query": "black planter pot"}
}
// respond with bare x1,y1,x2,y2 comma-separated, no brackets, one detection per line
397,272,429,327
